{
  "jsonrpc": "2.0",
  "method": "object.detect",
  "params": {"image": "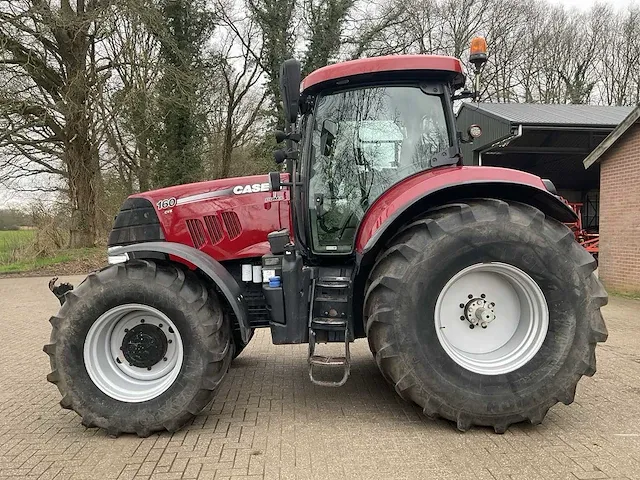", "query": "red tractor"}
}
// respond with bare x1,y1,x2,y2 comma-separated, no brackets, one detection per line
45,40,607,436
